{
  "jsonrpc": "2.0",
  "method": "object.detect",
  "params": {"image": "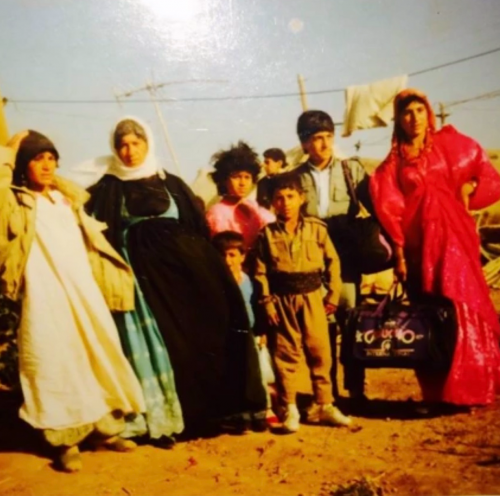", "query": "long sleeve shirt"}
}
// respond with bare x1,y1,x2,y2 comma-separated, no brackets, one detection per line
297,158,366,219
254,216,342,312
